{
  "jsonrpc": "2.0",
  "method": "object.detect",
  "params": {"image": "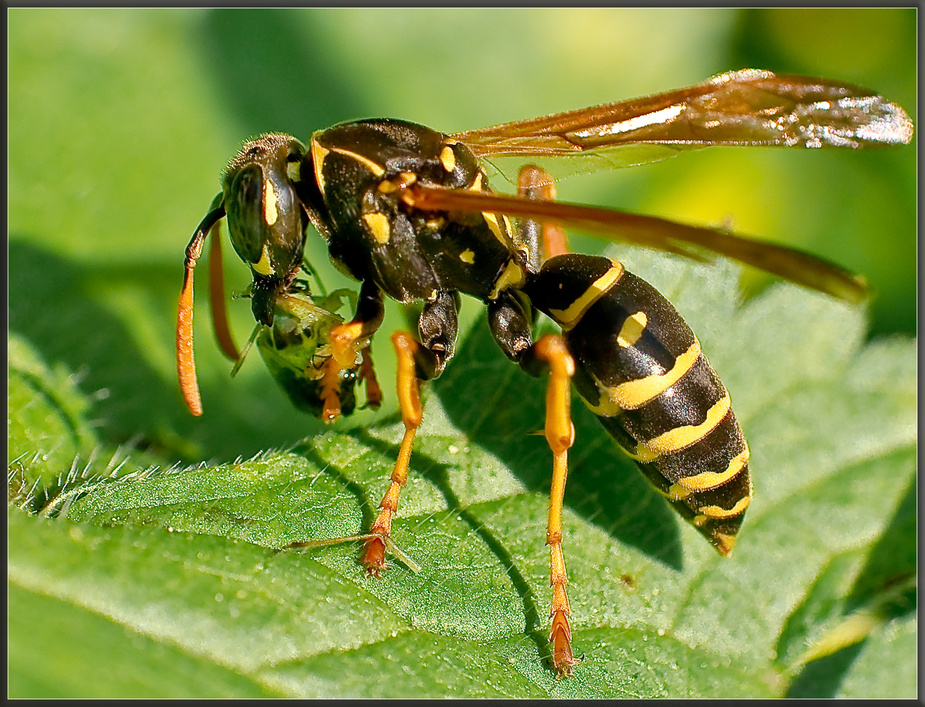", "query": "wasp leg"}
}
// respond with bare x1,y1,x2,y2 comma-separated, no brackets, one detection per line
361,331,423,574
533,334,580,677
359,345,383,409
324,280,386,421
510,169,581,675
488,296,582,675
518,165,570,261
362,291,460,575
